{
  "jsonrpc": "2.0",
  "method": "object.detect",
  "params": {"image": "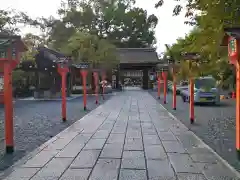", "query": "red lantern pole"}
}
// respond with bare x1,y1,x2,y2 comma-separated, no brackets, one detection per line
57,65,69,121
157,73,161,99
189,77,194,124
81,70,88,110
172,68,177,110
162,71,167,104
4,66,13,151
4,59,14,153
101,72,106,100
61,72,67,121
236,62,240,157
229,37,240,158
93,72,99,104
